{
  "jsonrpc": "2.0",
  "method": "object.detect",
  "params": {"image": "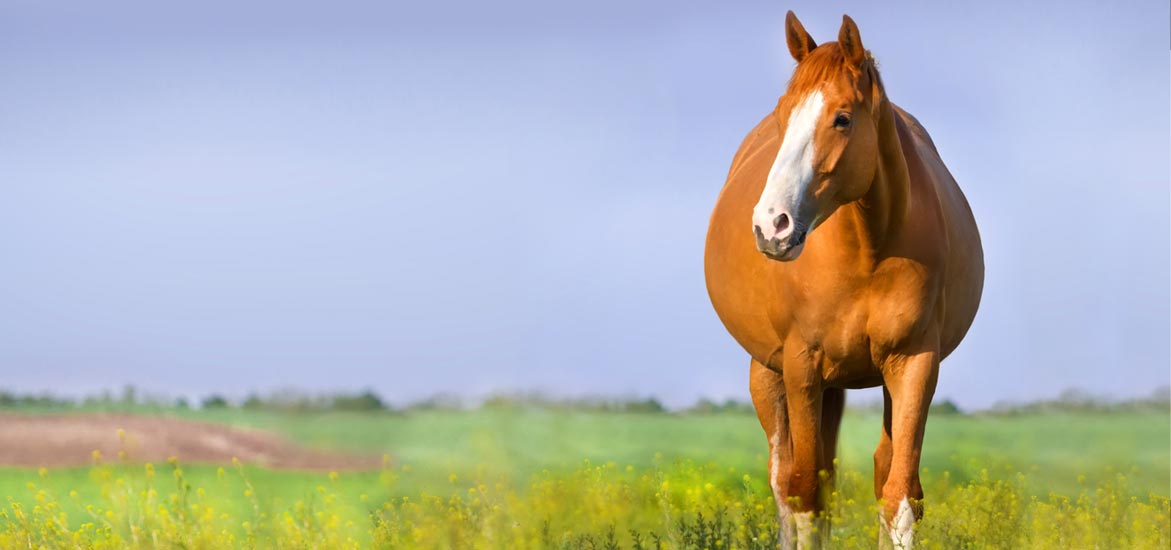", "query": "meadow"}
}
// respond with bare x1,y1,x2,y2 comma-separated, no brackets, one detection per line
0,403,1167,549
